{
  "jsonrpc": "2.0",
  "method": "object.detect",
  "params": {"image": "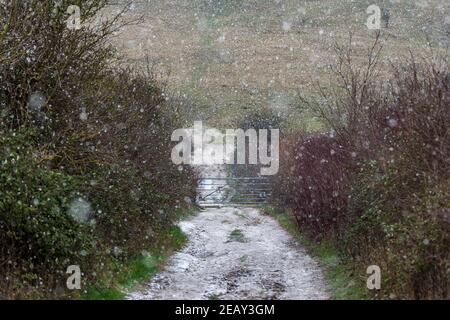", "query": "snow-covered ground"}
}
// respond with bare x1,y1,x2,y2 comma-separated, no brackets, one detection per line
128,206,328,300
129,143,328,300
